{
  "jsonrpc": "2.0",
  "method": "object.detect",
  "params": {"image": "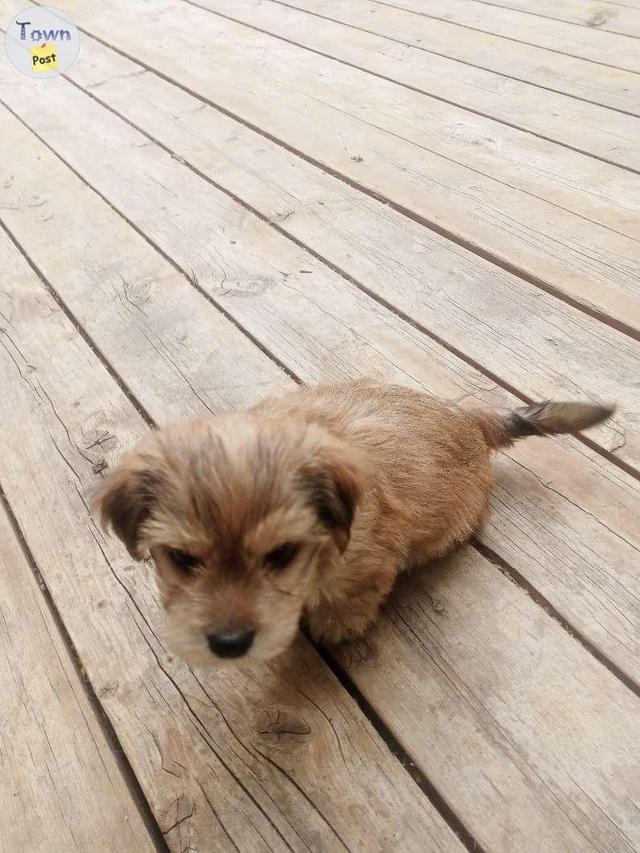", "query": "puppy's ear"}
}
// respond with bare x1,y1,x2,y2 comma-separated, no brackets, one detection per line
301,439,366,552
93,455,161,560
